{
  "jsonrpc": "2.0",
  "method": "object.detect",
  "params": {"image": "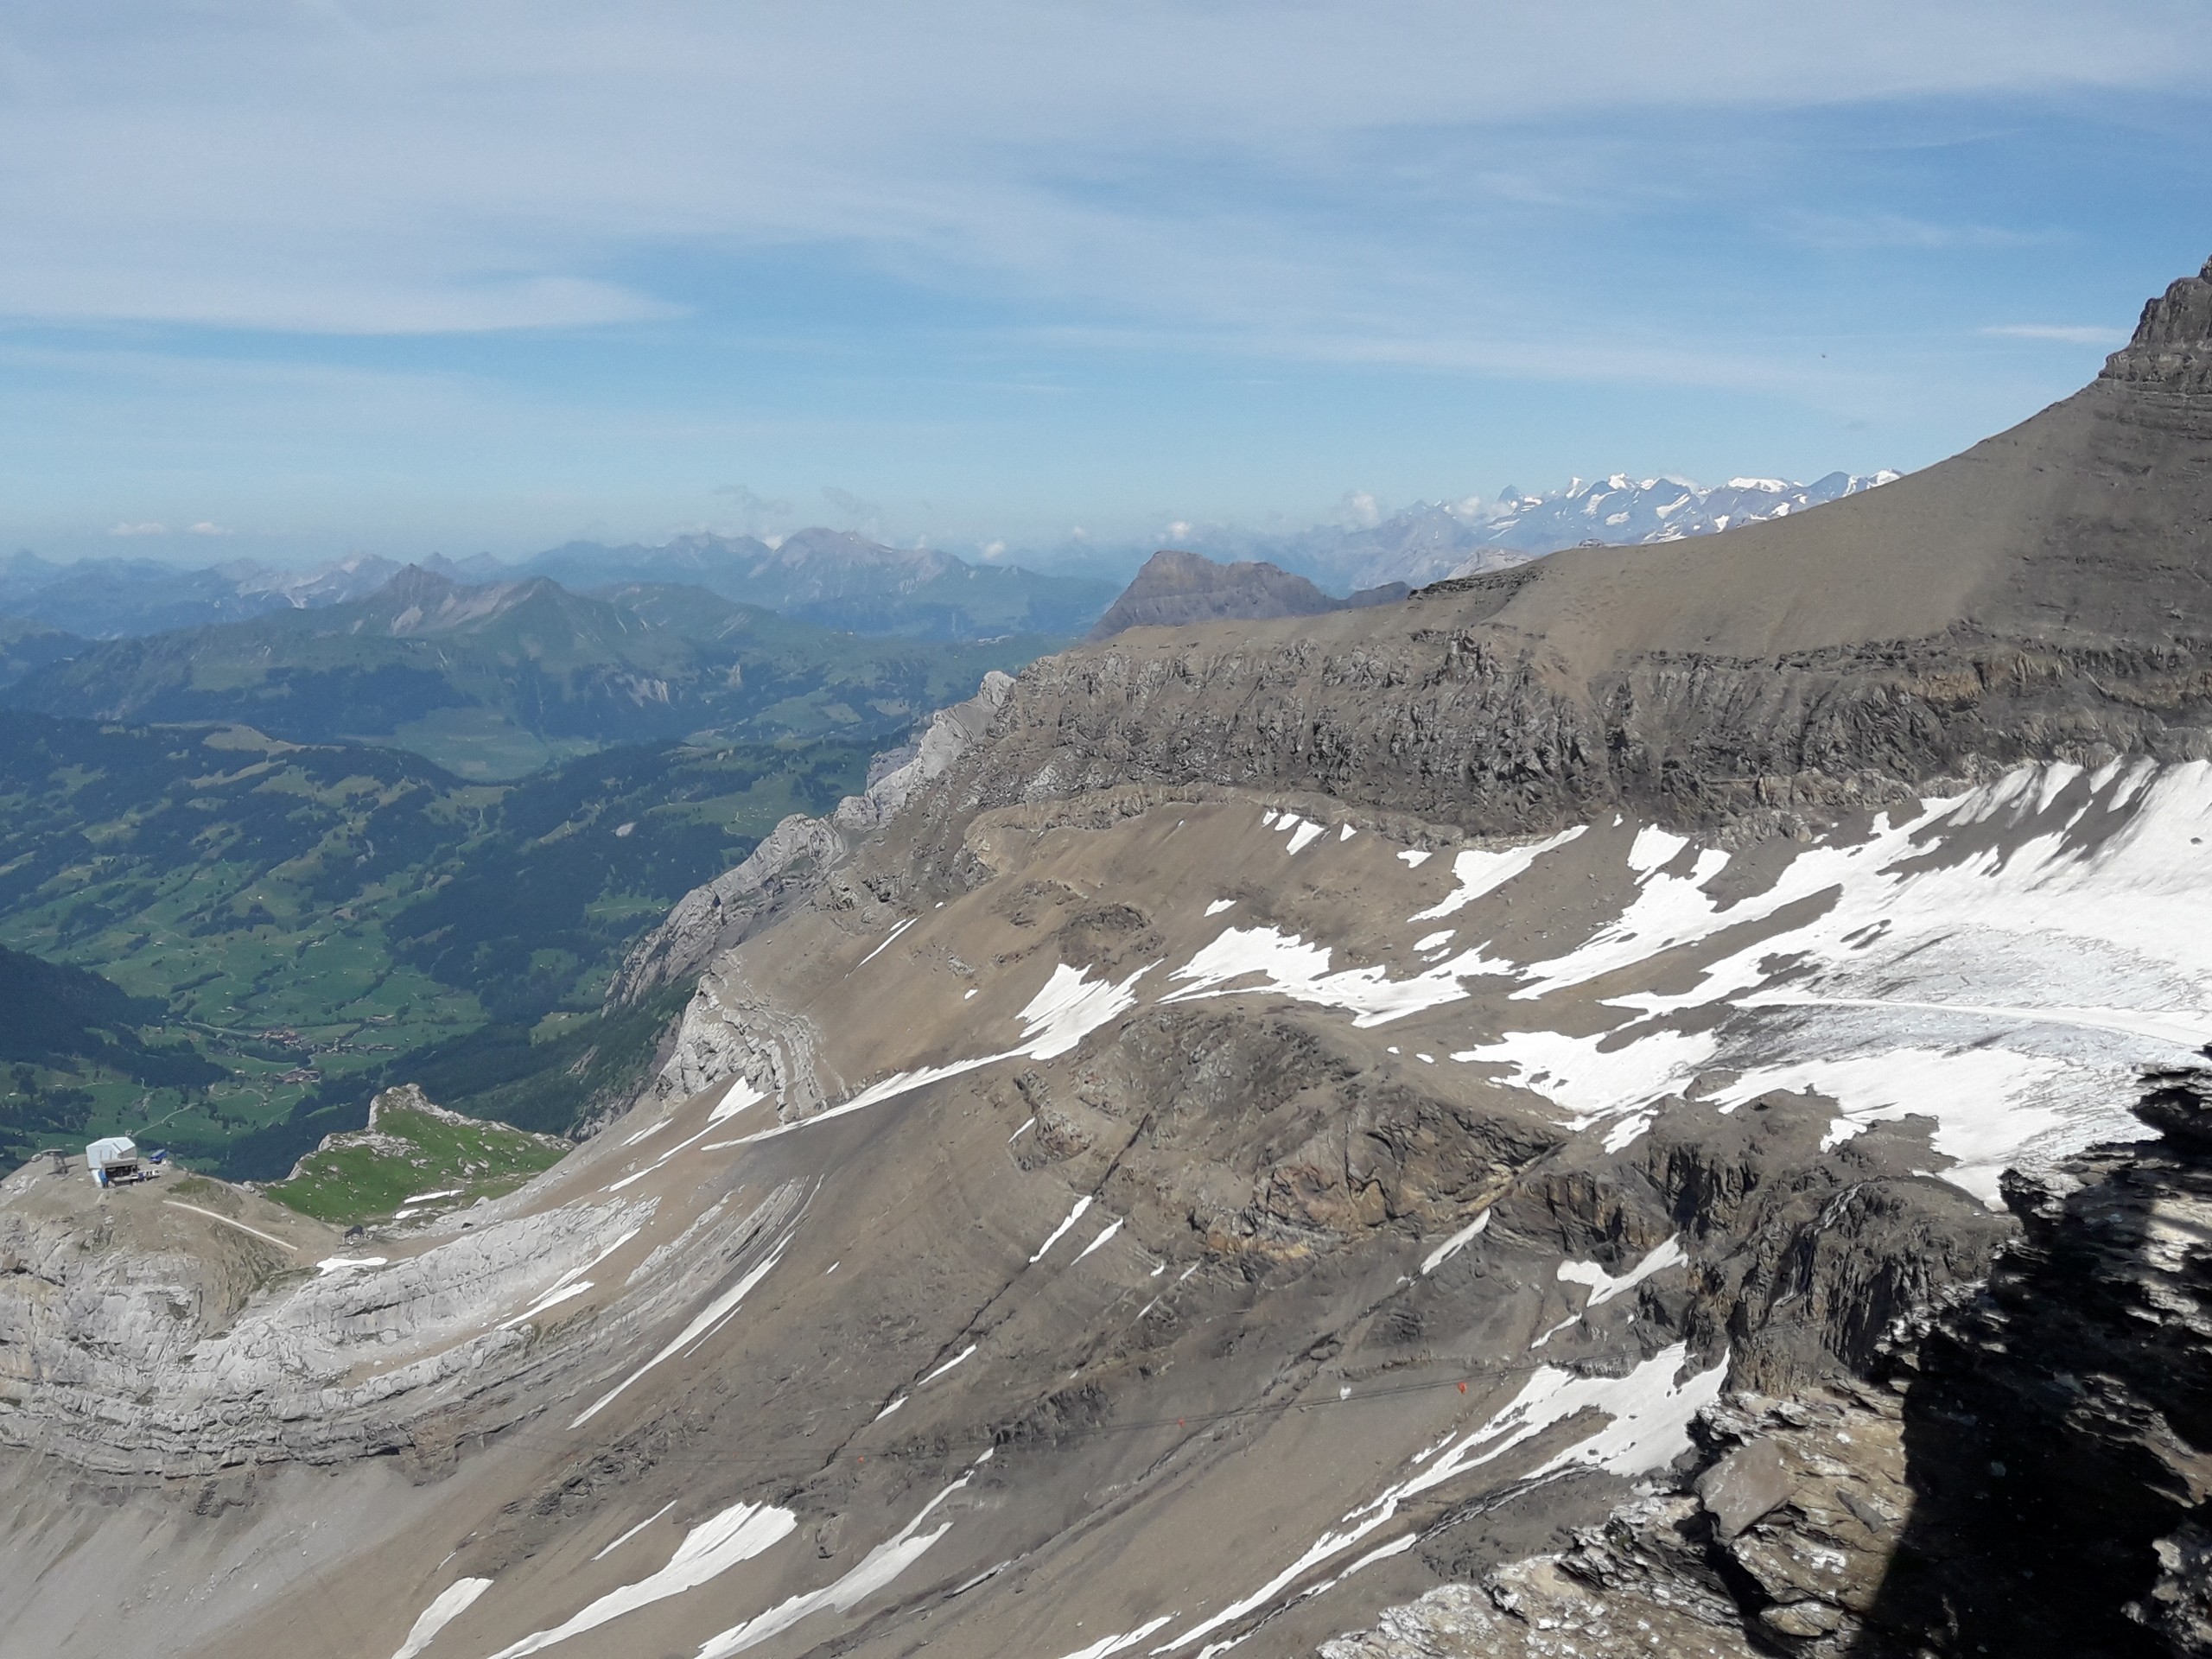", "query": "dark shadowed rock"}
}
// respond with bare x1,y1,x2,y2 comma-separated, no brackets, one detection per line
1859,1060,2212,1656
2105,257,2212,392
1330,1056,2212,1658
